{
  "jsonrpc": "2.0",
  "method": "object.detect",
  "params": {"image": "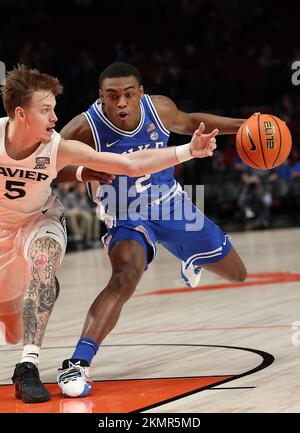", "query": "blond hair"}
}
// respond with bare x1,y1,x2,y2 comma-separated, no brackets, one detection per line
1,64,63,118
